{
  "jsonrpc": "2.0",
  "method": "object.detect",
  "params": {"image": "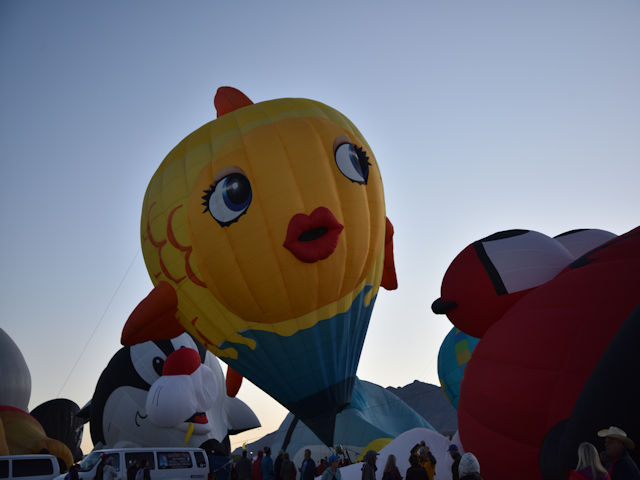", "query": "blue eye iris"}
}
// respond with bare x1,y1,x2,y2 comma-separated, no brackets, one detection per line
334,142,369,184
202,173,252,226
